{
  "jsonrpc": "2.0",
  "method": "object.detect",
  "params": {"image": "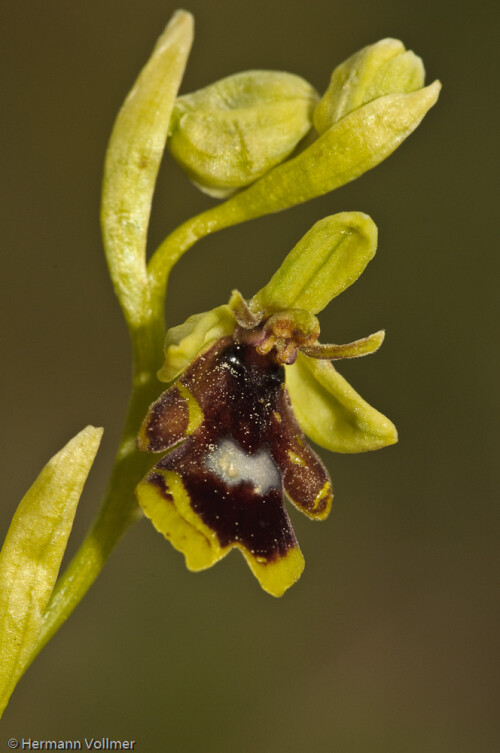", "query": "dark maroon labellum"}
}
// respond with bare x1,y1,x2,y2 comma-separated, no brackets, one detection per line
138,337,332,566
